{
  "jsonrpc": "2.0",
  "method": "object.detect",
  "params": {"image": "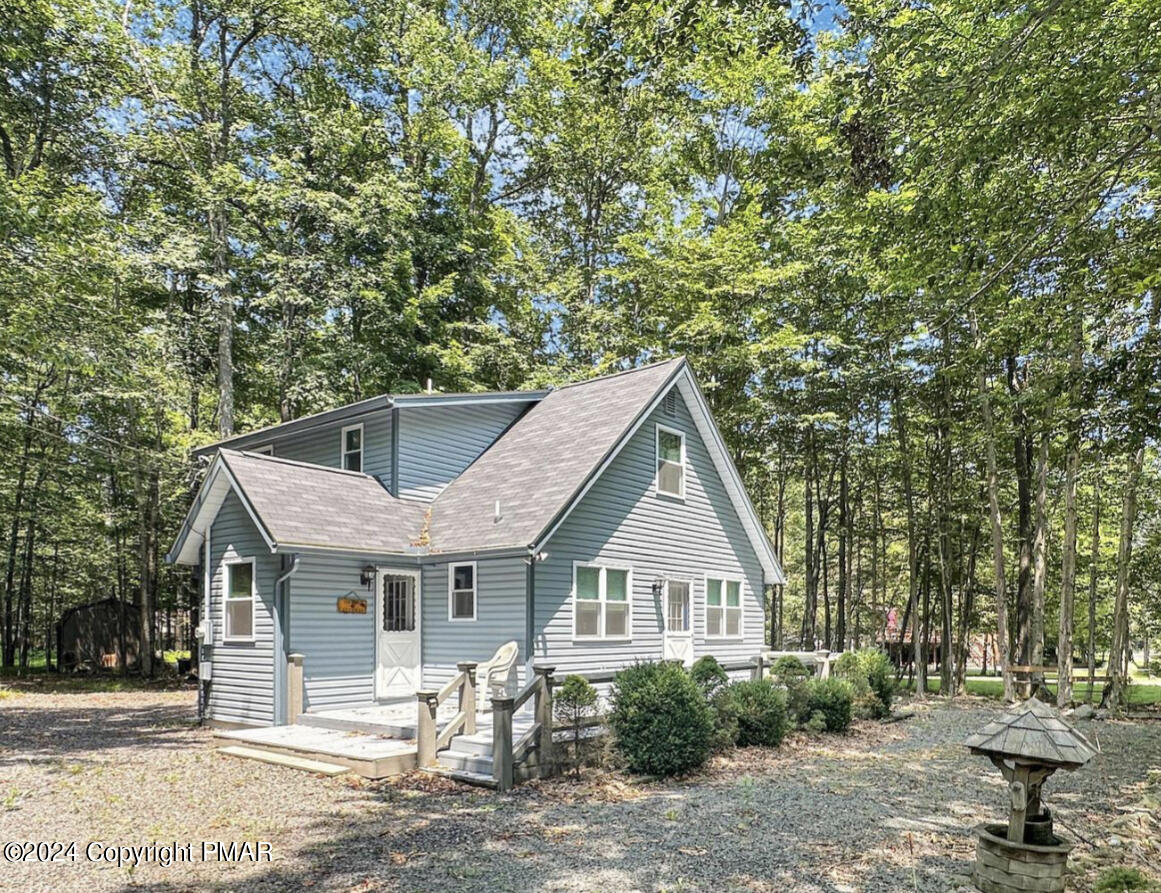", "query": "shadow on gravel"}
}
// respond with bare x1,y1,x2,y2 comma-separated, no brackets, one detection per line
0,701,196,765
78,703,1157,893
